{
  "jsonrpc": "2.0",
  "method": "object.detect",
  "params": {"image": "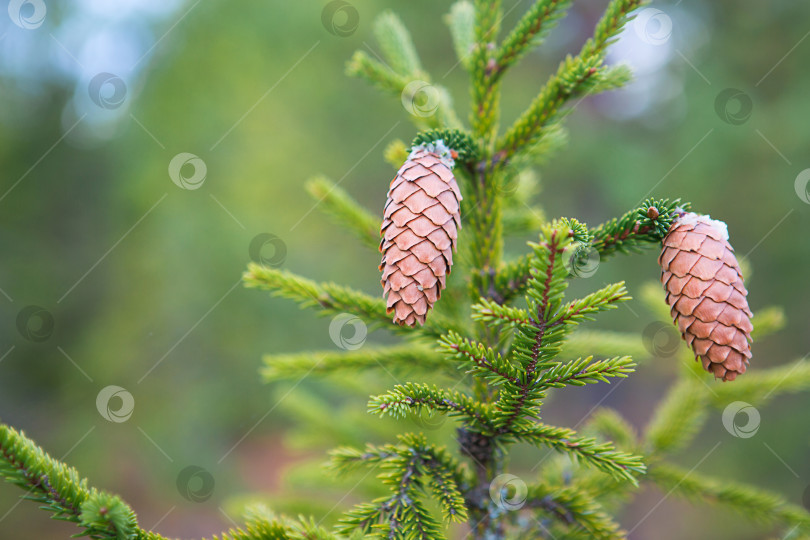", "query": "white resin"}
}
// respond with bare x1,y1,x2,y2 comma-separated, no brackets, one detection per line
410,139,455,169
679,211,729,241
